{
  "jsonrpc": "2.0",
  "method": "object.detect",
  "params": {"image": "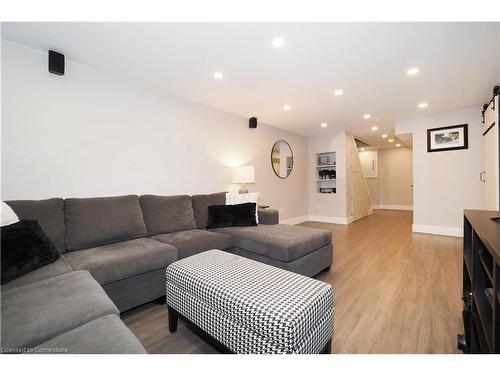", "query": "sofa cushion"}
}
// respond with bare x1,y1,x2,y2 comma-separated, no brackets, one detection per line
2,256,73,291
6,198,65,253
140,194,196,235
1,220,61,285
152,229,232,259
212,224,332,262
191,192,226,229
65,195,147,251
64,238,177,285
35,315,146,354
0,270,119,349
